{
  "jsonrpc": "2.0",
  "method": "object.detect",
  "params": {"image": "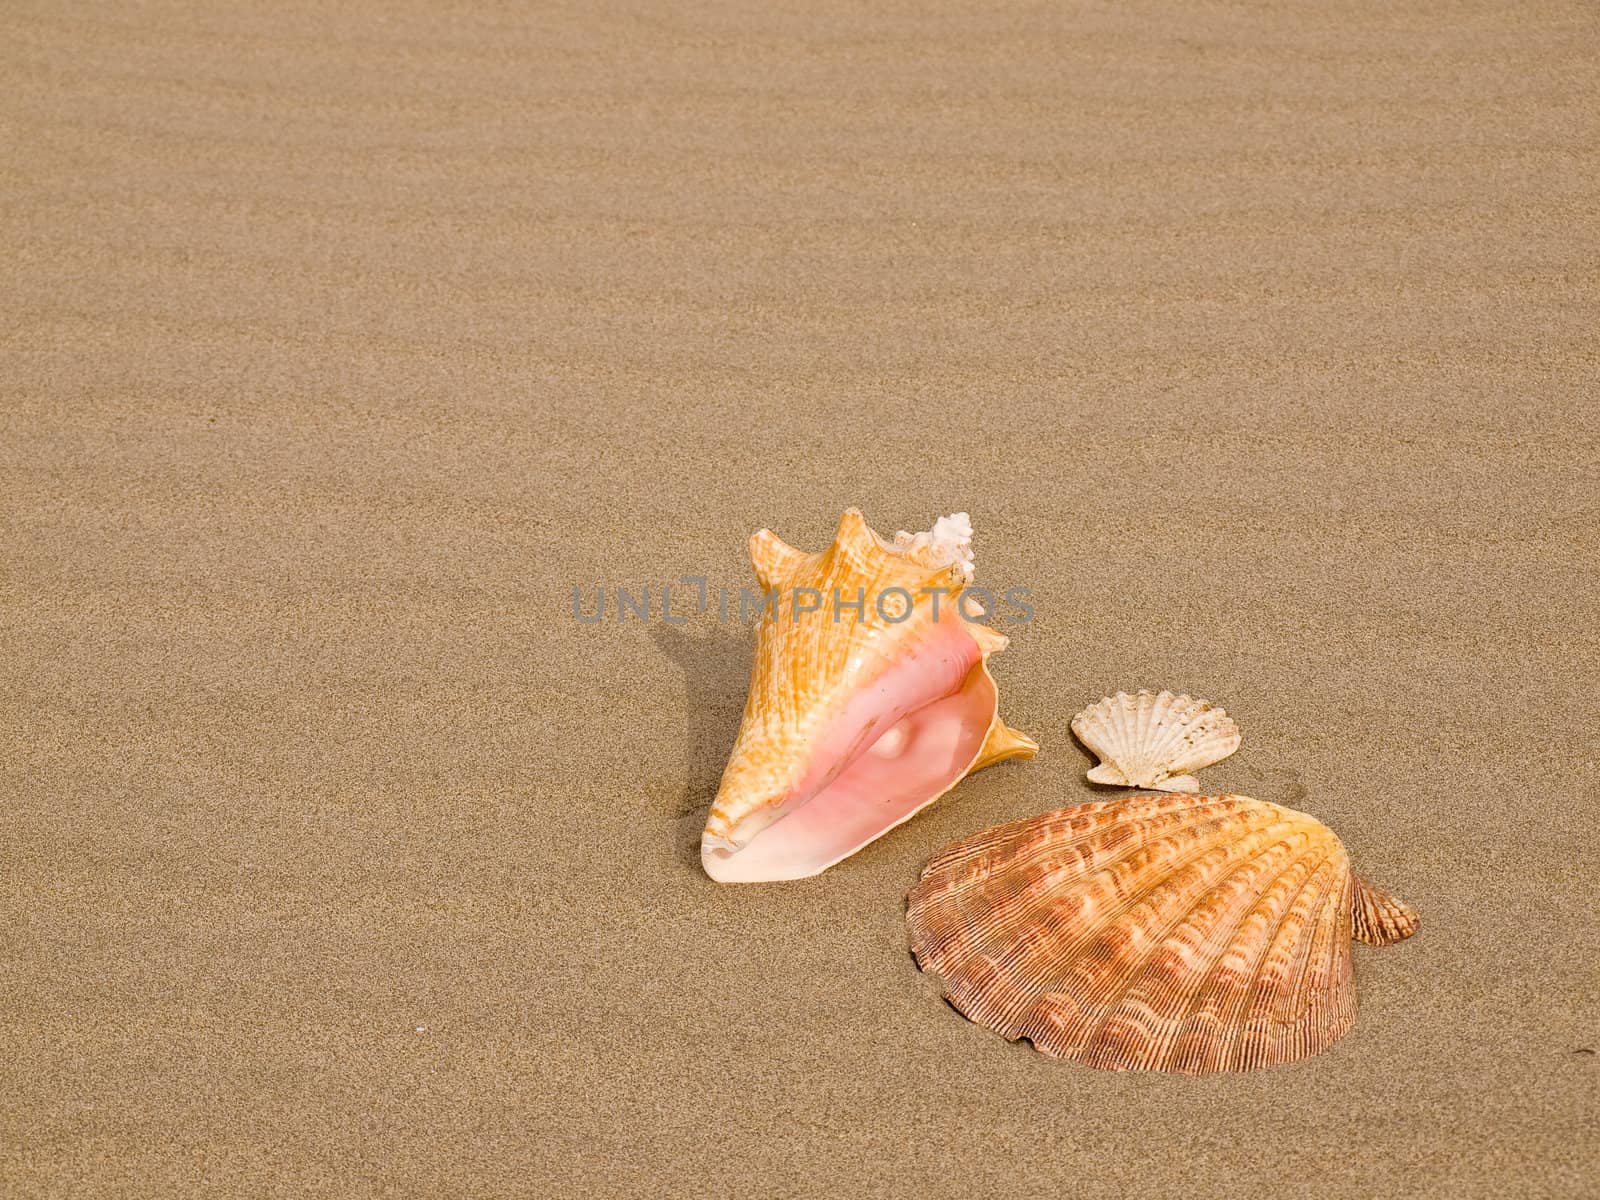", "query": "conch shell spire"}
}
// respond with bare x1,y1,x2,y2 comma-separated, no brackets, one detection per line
893,512,975,583
702,508,1035,883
